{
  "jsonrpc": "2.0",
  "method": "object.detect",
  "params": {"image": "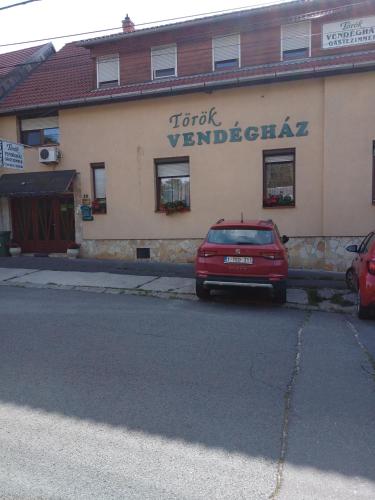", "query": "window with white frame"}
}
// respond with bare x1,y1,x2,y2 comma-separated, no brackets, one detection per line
96,55,119,88
151,45,177,79
281,21,311,60
213,34,240,70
